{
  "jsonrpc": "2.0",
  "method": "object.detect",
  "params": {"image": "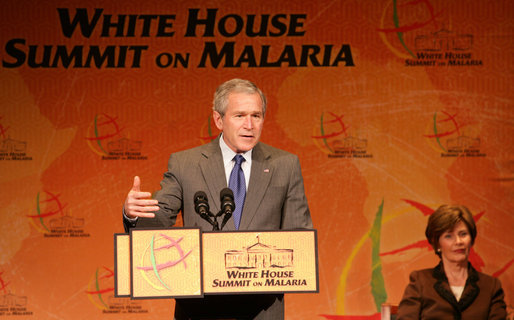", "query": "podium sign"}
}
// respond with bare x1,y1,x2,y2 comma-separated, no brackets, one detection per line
114,234,131,297
114,228,318,298
129,228,202,299
203,230,318,294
